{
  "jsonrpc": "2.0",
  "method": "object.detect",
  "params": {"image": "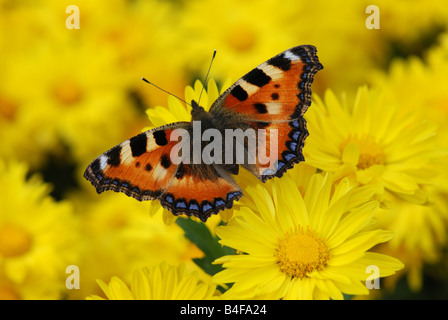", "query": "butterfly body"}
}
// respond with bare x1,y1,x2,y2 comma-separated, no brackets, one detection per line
84,45,323,221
